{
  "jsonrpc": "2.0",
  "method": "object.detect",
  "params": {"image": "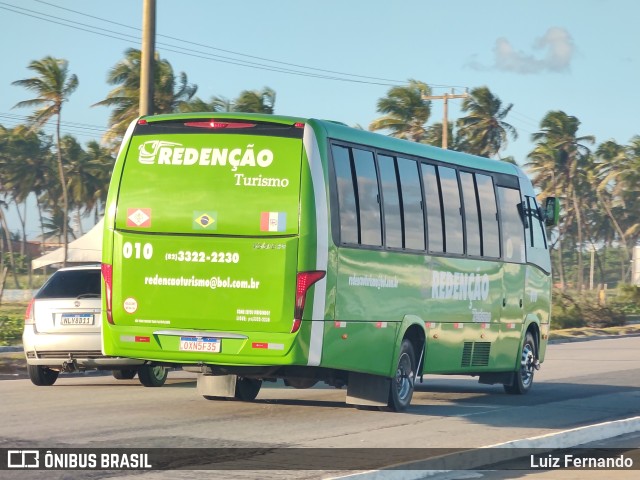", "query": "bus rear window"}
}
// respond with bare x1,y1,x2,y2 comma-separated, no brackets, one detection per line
115,128,303,236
